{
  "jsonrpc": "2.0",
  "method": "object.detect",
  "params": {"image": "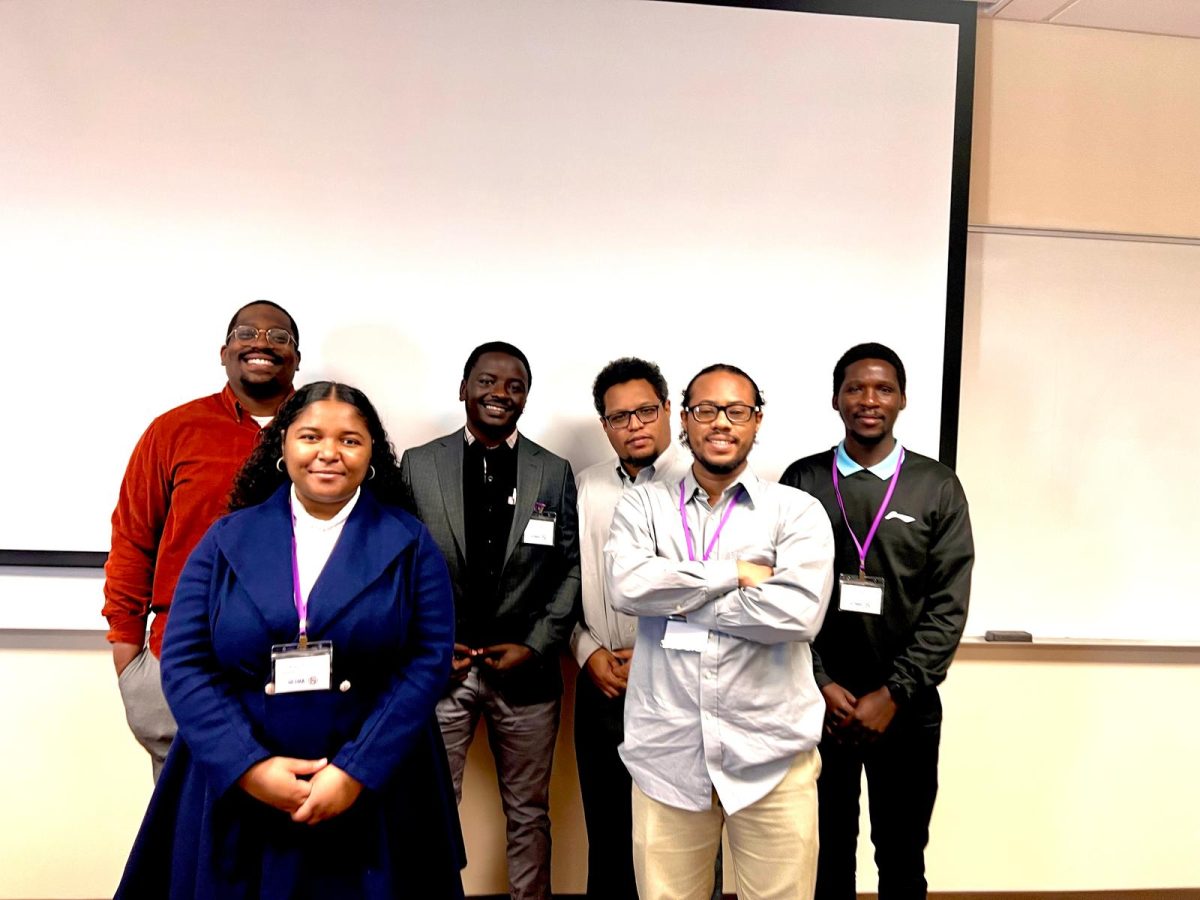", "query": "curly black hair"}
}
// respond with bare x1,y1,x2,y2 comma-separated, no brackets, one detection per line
591,357,669,417
228,381,406,512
